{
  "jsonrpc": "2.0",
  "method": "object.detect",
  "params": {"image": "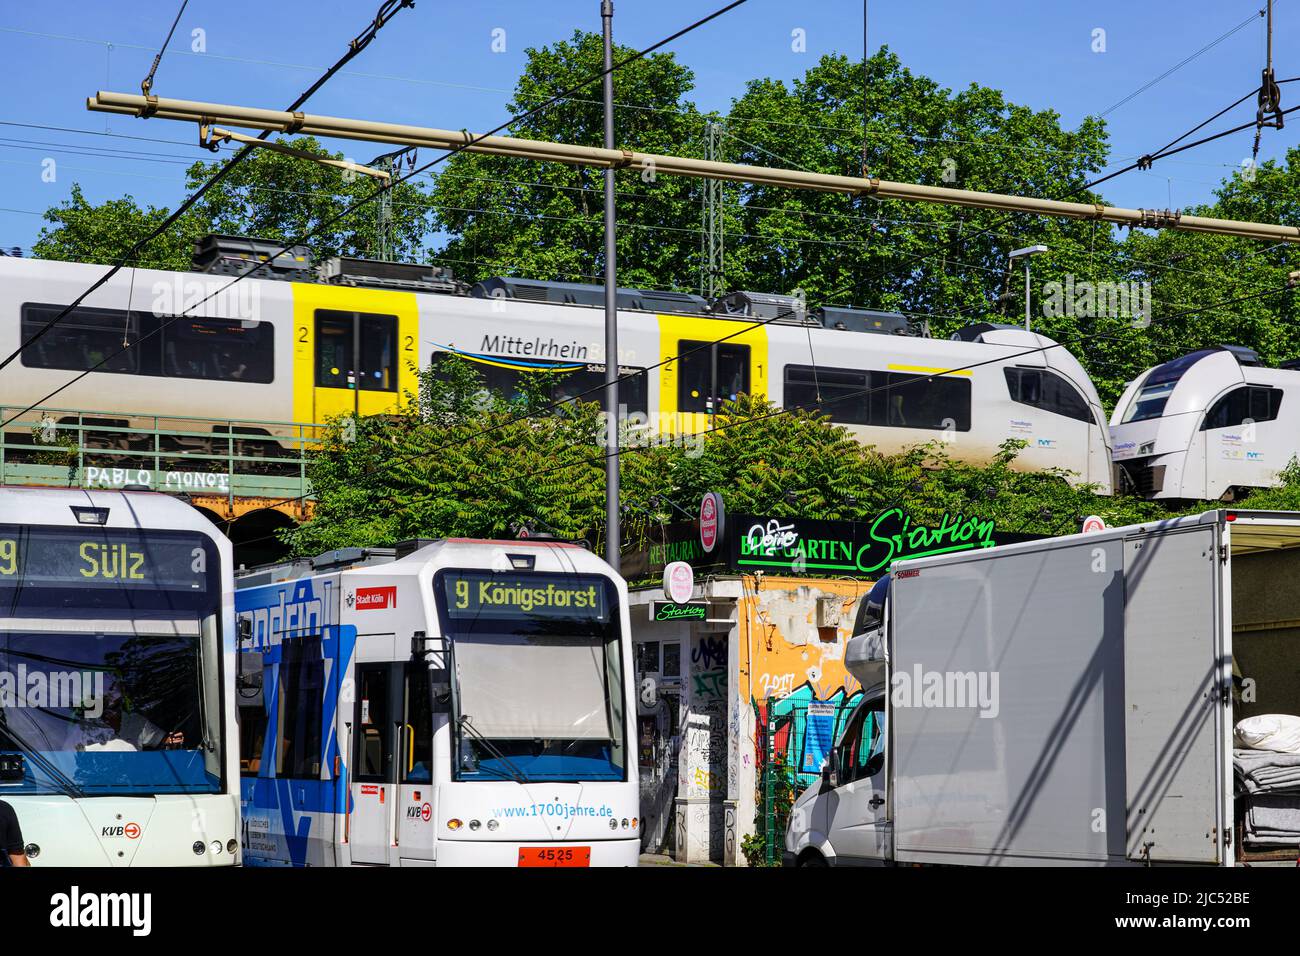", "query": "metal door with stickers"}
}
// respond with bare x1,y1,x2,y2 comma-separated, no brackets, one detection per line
350,663,401,865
